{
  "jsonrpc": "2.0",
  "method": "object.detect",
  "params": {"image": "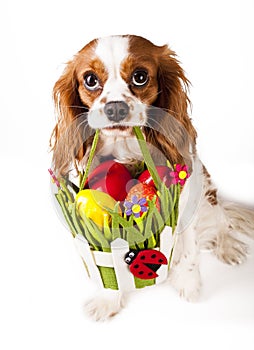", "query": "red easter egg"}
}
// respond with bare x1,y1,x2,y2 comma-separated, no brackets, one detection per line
85,160,132,201
138,166,173,188
126,183,160,212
